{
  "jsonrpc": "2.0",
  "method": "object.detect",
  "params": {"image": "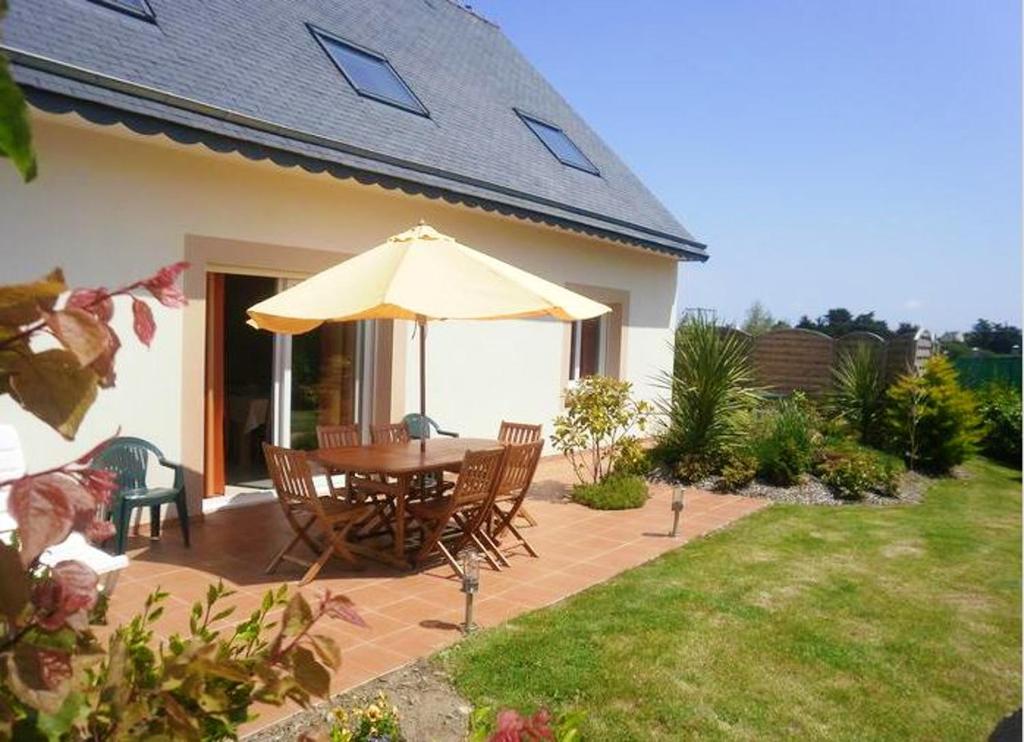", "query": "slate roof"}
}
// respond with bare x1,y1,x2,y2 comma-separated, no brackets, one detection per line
2,0,707,260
